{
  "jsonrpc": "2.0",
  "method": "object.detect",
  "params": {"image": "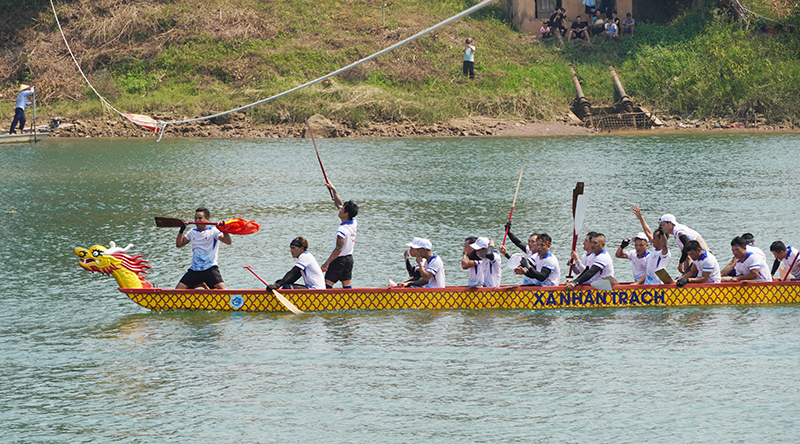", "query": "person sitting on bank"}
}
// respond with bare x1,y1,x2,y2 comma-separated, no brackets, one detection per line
462,236,501,287
567,15,591,43
720,236,772,282
267,237,326,290
769,241,800,280
176,207,232,289
9,84,34,135
565,232,614,291
676,240,721,286
591,10,605,36
320,180,358,289
621,12,635,37
540,20,552,39
604,17,619,41
399,237,446,288
513,233,560,287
